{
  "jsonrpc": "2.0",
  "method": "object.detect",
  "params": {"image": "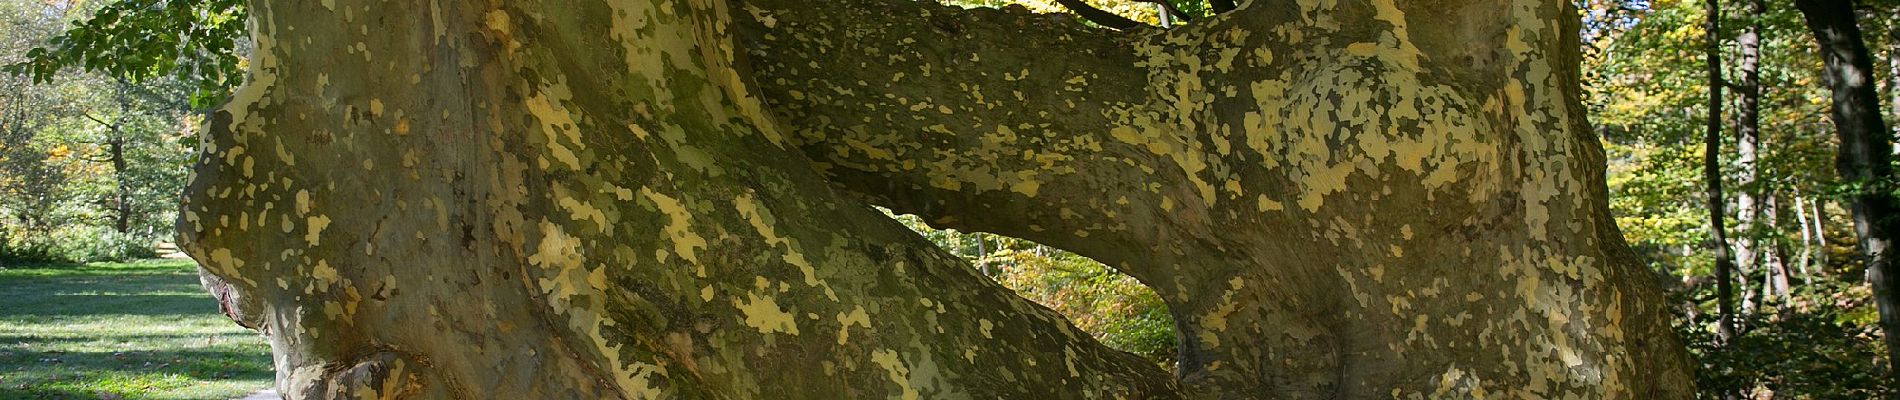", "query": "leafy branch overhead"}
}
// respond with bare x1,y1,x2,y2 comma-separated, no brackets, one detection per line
4,0,245,107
